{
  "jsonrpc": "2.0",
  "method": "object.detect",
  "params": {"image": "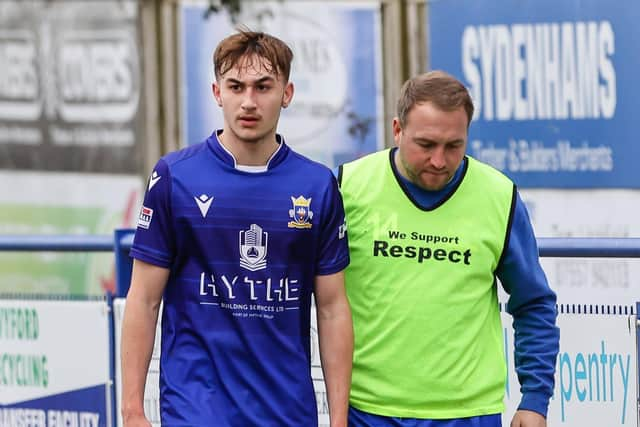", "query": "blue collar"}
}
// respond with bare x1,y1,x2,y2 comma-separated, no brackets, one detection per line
206,130,289,171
